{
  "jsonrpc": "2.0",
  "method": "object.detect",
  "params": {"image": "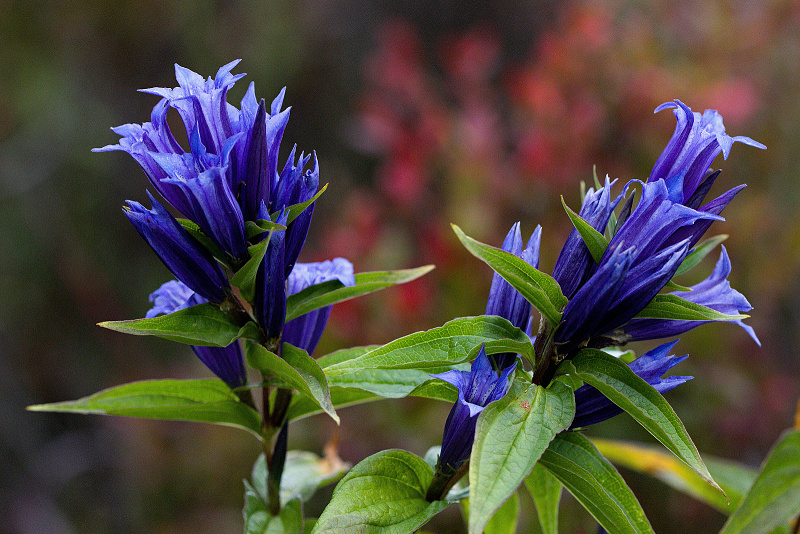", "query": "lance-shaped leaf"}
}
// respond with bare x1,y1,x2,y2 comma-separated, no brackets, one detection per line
462,492,520,534
176,218,230,267
244,219,287,240
28,379,262,438
452,224,567,326
98,303,256,347
524,462,562,534
562,196,609,263
720,429,800,534
310,450,449,534
538,432,654,534
468,379,575,534
246,342,338,423
634,294,748,322
231,237,271,302
323,316,532,376
674,234,728,276
591,438,757,513
243,486,303,534
271,182,329,225
285,265,434,322
571,348,721,494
